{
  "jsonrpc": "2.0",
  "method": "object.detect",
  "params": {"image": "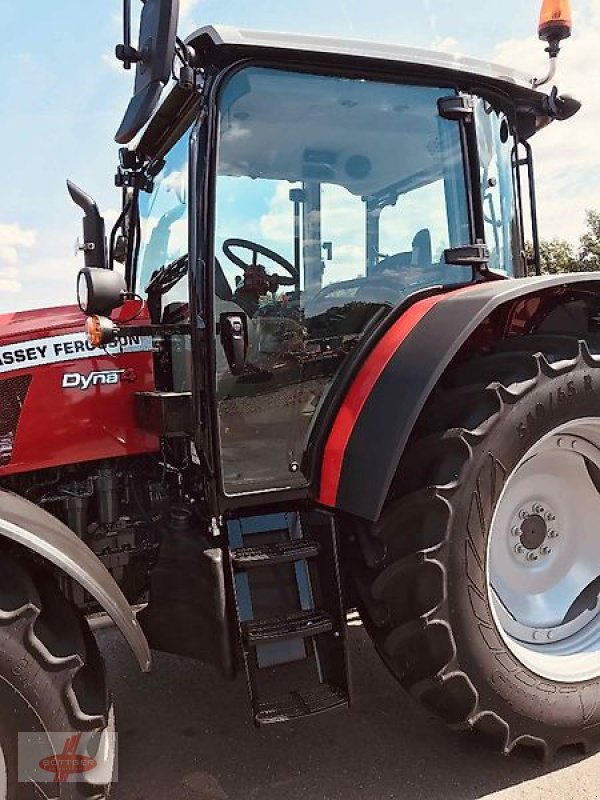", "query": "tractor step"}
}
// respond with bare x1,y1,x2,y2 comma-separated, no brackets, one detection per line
231,539,319,569
243,610,333,645
228,510,351,727
255,685,349,726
